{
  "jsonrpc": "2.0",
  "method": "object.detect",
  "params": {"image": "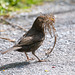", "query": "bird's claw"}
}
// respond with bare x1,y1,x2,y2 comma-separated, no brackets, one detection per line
26,58,34,62
38,60,46,62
